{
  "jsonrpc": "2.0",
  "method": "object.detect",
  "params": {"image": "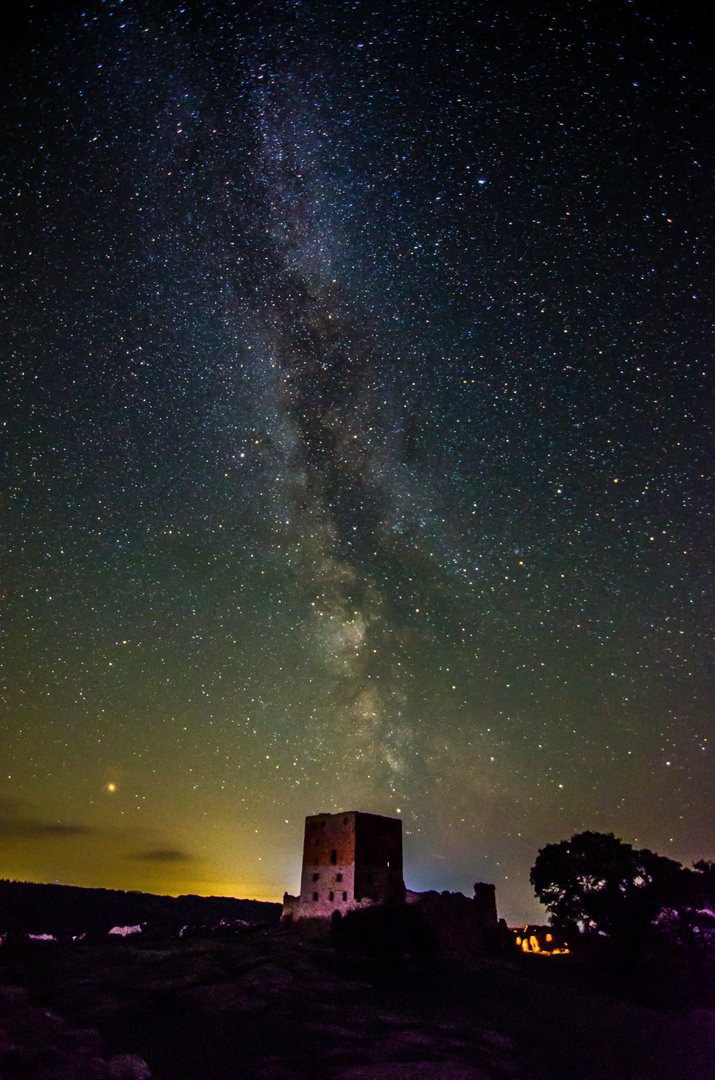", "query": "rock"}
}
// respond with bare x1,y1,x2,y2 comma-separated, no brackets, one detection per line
0,986,29,1013
385,1029,446,1054
335,1064,494,1079
481,1031,513,1050
108,1053,151,1079
180,982,267,1013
